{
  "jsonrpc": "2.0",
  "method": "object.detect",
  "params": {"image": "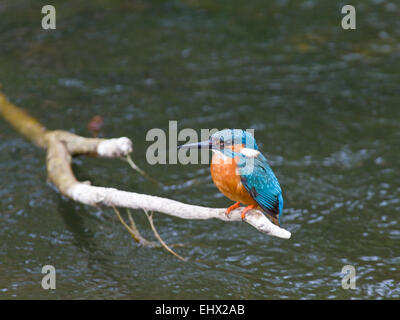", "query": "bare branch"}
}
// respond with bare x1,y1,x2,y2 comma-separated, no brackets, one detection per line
0,92,292,240
66,182,291,239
